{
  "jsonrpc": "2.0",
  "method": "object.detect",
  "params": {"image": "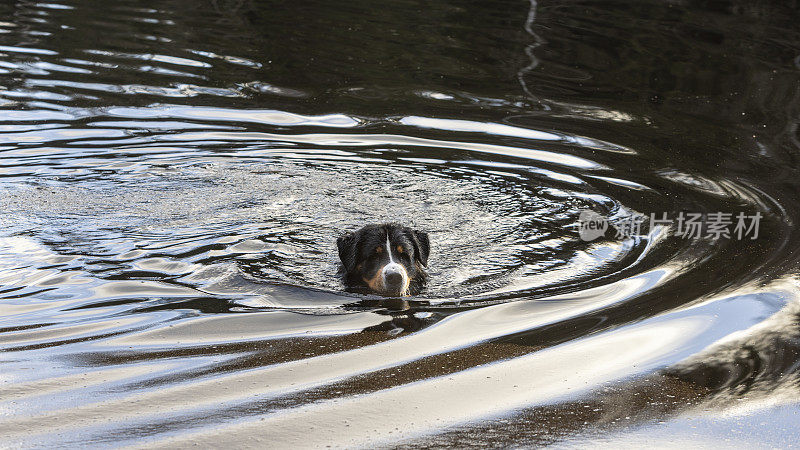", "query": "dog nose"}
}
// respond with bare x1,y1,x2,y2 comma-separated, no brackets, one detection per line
384,268,403,286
